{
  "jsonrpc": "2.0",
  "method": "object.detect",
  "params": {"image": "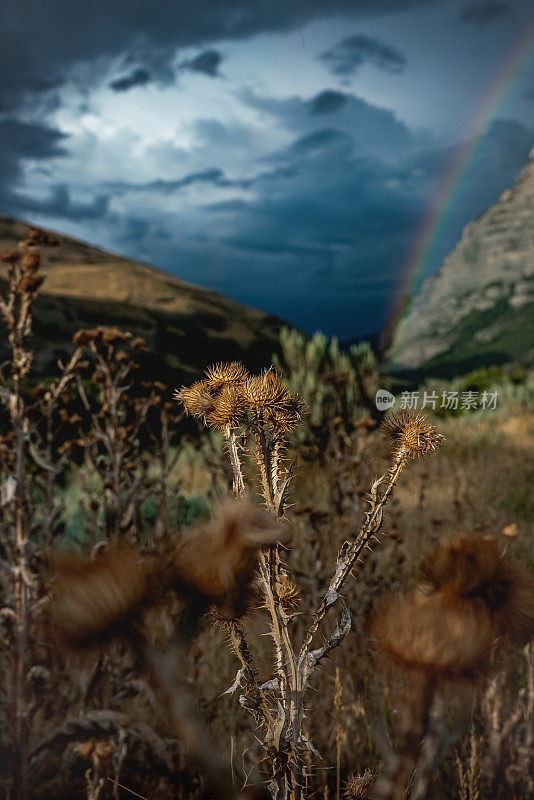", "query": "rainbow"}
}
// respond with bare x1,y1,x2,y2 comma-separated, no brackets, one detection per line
388,25,534,332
